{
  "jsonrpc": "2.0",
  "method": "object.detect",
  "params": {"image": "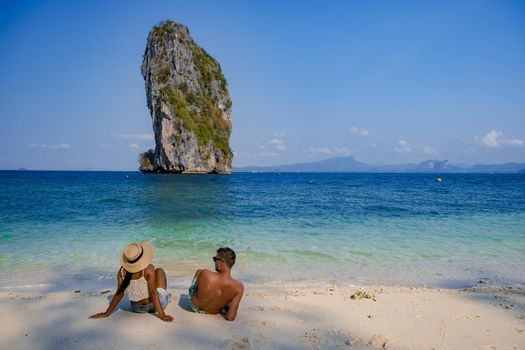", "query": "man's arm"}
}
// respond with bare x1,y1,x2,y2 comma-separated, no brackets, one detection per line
193,269,203,285
225,284,244,321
